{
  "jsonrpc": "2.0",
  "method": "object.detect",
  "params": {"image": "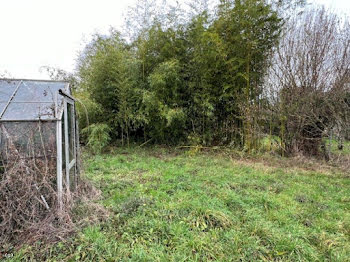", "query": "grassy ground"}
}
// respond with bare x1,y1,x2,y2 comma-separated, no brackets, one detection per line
10,147,350,261
329,139,350,156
